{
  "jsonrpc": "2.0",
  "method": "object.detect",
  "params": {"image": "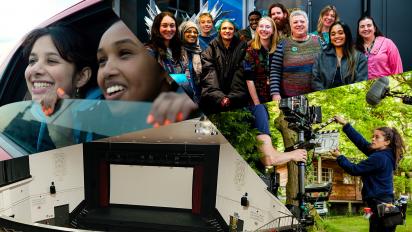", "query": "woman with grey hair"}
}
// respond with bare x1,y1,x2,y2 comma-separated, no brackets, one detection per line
269,10,323,99
179,21,202,103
